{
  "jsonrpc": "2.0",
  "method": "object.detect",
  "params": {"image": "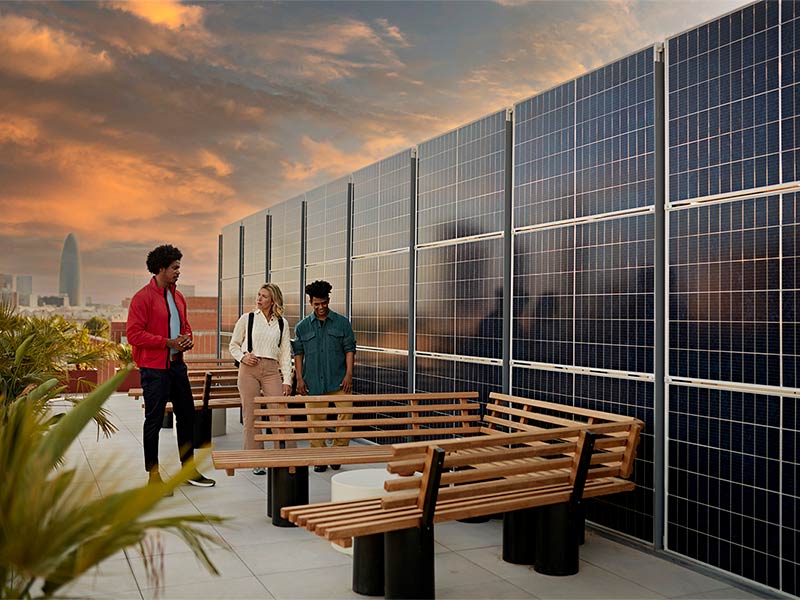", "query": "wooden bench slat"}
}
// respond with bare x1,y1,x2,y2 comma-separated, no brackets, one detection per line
255,425,482,442
253,415,481,429
254,402,480,416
